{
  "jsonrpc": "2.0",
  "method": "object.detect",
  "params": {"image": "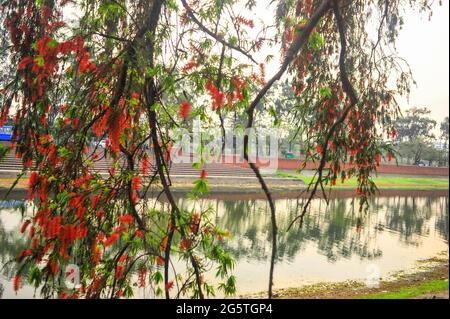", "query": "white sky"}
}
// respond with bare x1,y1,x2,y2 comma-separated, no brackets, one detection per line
396,1,449,123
